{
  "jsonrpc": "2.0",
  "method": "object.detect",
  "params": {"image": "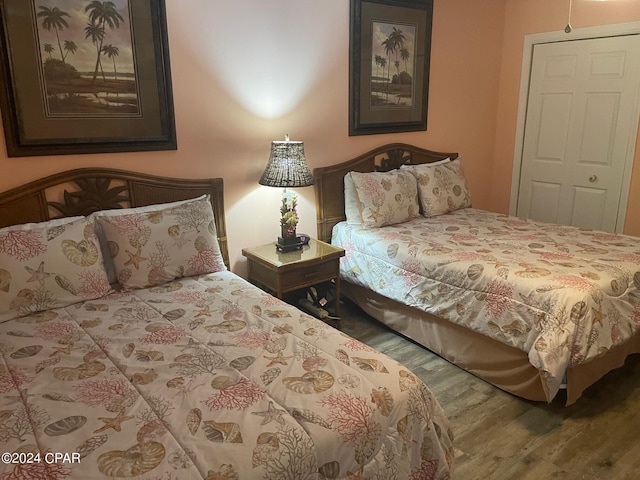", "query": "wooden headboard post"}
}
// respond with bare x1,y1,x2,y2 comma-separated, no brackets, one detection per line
0,168,230,269
314,143,458,243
